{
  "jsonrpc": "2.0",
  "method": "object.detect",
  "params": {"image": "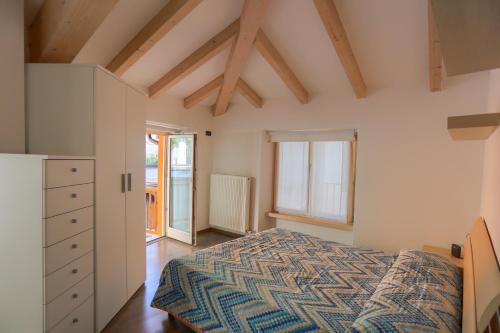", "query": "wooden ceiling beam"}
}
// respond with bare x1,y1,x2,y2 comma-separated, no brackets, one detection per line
184,74,224,109
184,75,263,109
428,0,442,92
214,0,270,116
254,29,309,104
148,18,240,98
236,79,263,108
107,0,202,76
29,0,119,63
313,0,366,98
